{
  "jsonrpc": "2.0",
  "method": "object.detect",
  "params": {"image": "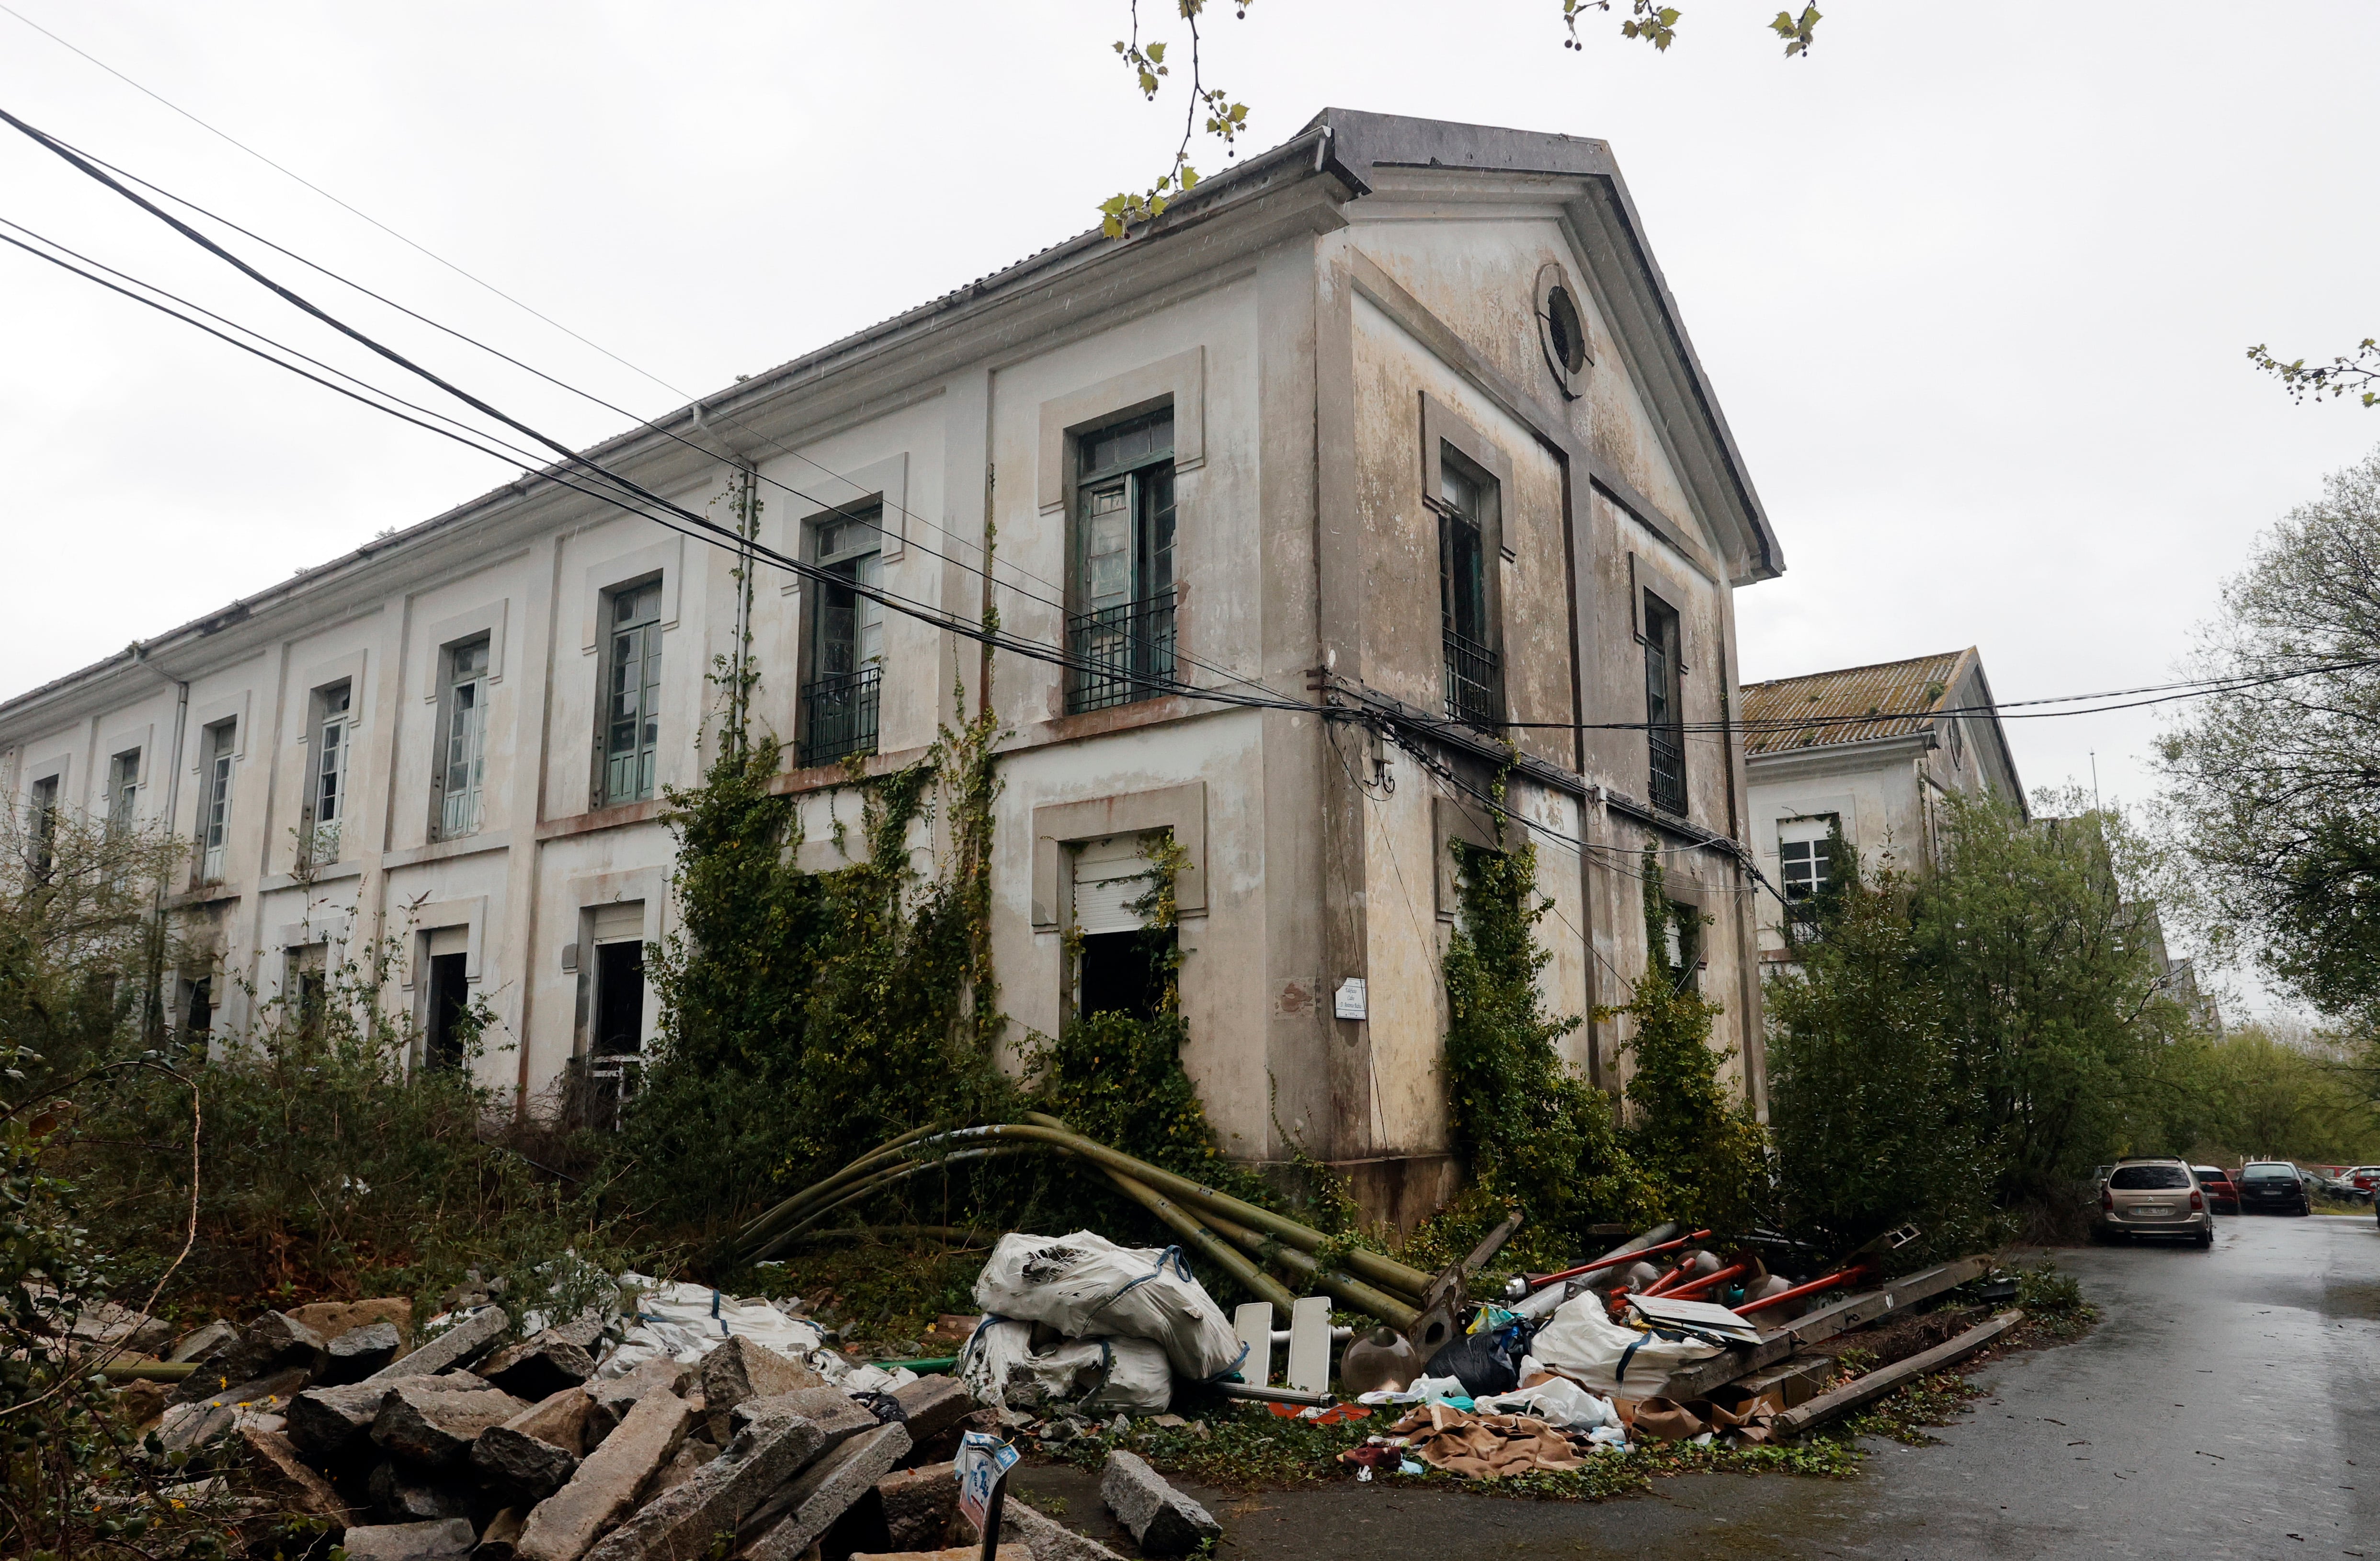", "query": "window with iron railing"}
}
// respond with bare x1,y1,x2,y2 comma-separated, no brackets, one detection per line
801,665,882,765
1069,592,1177,713
1437,451,1503,730
1070,408,1176,715
1643,592,1686,816
803,509,886,763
